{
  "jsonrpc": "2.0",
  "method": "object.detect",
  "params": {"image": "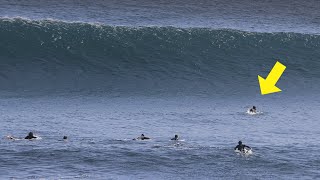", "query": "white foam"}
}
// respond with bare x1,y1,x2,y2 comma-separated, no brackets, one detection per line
246,109,263,115
235,147,253,156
